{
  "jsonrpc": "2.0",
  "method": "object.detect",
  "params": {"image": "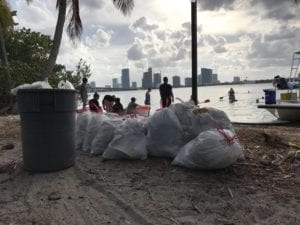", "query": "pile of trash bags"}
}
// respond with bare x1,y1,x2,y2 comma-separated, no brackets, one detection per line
76,102,245,170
